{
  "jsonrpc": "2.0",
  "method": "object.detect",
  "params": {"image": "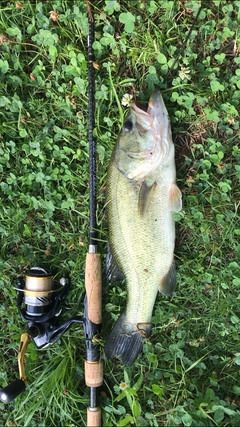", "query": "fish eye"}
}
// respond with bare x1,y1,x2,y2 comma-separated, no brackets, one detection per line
123,119,133,132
